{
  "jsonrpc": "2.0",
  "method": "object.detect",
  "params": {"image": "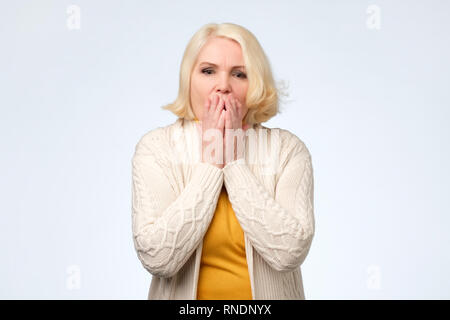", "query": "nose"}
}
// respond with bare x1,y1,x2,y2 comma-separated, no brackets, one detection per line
215,72,231,95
